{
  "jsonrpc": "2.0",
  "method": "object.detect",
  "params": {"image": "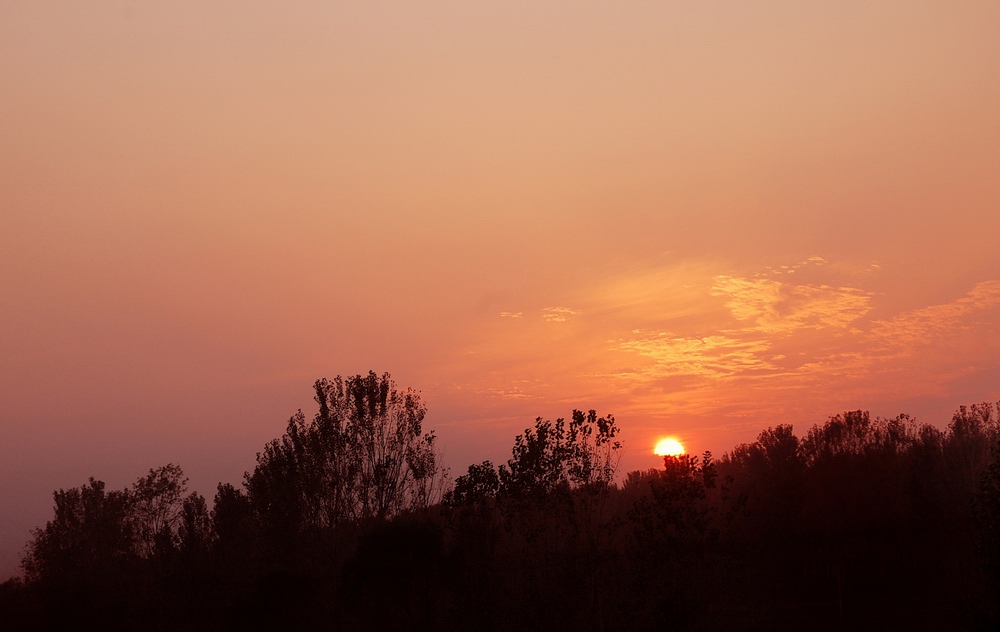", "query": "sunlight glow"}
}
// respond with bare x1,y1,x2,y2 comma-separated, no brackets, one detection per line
654,438,685,457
